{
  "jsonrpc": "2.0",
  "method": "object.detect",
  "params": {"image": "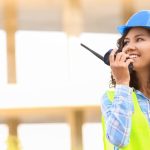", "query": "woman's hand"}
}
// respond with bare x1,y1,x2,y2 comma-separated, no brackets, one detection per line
109,49,134,86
